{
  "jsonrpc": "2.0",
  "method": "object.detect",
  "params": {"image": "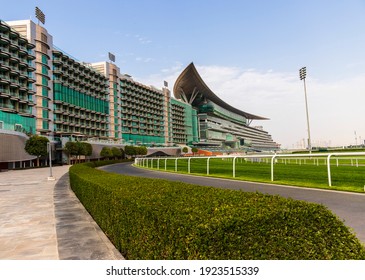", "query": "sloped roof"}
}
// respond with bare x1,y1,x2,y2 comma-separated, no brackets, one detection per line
173,63,268,120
